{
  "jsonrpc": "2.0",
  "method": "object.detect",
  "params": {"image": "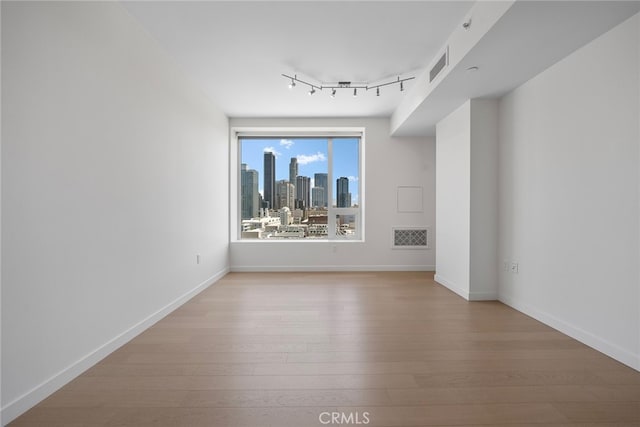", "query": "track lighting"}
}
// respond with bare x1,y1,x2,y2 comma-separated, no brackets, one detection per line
282,73,414,99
